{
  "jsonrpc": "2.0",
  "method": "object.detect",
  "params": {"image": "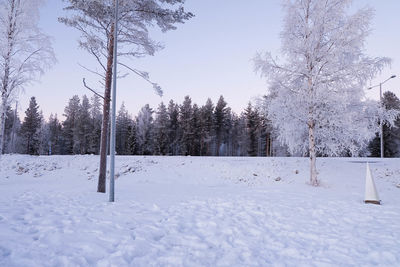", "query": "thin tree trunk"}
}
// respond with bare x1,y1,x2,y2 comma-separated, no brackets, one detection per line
0,100,6,155
308,123,318,186
97,24,115,193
